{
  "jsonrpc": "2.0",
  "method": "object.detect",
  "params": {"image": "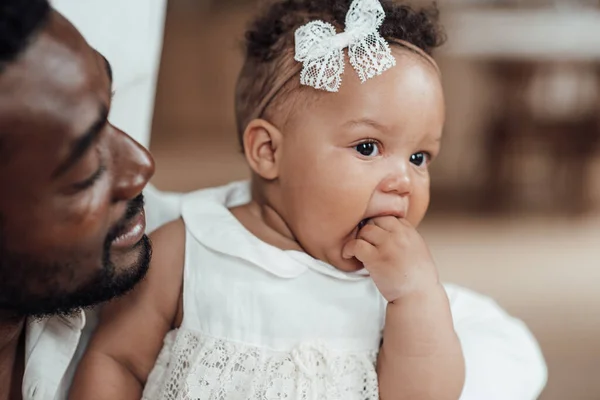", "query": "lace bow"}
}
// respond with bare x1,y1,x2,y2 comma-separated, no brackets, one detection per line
294,0,396,92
